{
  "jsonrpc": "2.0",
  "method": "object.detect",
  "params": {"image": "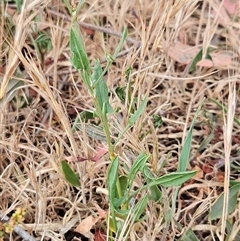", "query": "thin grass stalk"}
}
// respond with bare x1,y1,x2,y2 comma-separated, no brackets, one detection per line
221,82,236,238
